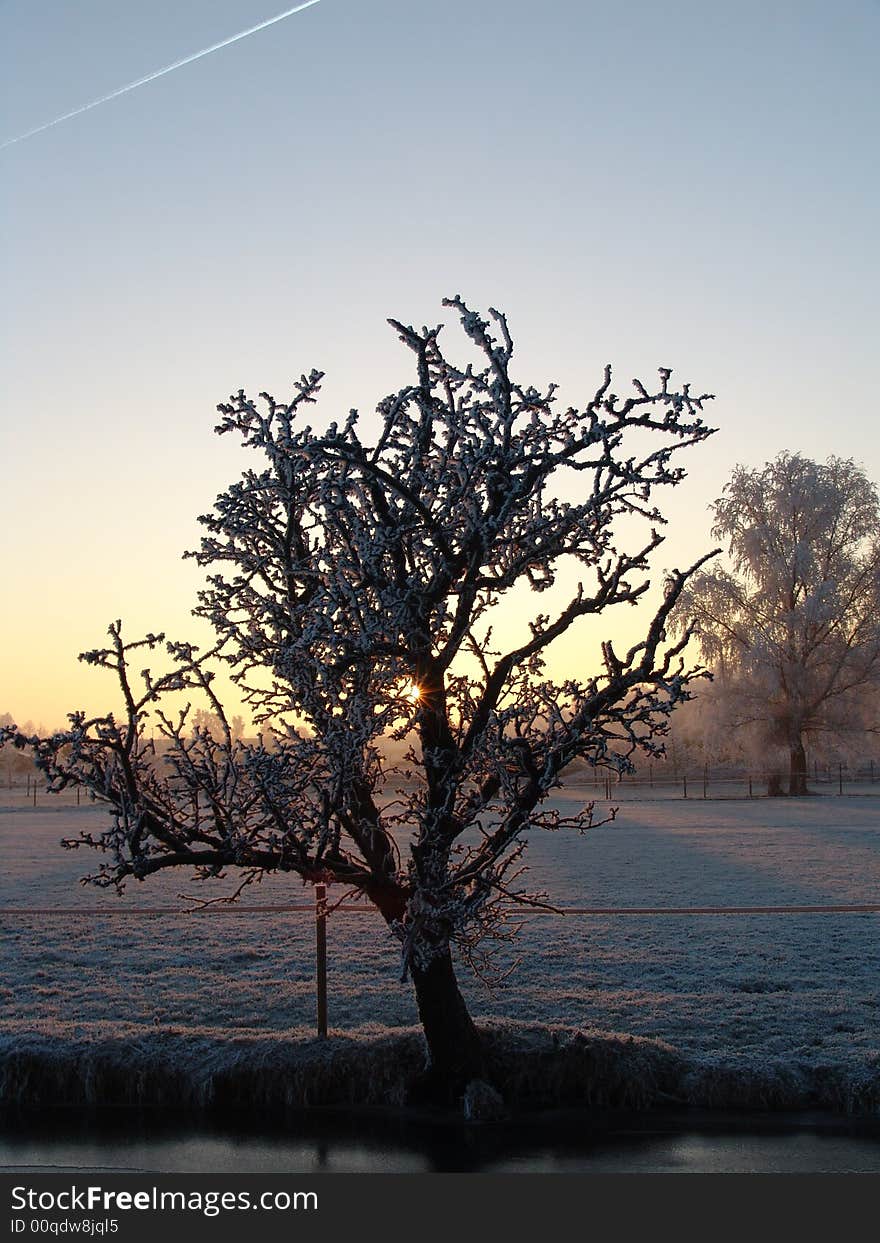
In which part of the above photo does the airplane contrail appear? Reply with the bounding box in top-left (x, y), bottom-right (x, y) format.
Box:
top-left (1, 0), bottom-right (323, 150)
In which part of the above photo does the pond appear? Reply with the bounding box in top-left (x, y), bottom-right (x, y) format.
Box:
top-left (3, 1109), bottom-right (880, 1174)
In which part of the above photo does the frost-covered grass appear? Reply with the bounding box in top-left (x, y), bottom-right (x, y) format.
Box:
top-left (5, 1023), bottom-right (877, 1116)
top-left (2, 794), bottom-right (879, 1111)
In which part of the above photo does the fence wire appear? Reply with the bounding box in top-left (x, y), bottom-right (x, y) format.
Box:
top-left (2, 903), bottom-right (878, 918)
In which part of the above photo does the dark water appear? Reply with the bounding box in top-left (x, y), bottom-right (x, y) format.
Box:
top-left (3, 1110), bottom-right (880, 1174)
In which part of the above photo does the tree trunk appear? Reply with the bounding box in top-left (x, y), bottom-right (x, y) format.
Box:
top-left (767, 770), bottom-right (785, 797)
top-left (789, 737), bottom-right (808, 796)
top-left (369, 885), bottom-right (488, 1105)
top-left (409, 947), bottom-right (486, 1104)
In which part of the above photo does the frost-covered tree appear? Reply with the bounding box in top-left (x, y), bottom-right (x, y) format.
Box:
top-left (676, 453), bottom-right (880, 794)
top-left (190, 708), bottom-right (245, 741)
top-left (1, 298), bottom-right (715, 1099)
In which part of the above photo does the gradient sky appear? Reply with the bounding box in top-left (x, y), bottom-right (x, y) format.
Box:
top-left (2, 0), bottom-right (878, 727)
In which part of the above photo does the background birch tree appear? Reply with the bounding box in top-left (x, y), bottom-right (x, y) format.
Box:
top-left (676, 453), bottom-right (880, 794)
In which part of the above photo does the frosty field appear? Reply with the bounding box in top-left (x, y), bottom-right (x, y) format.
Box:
top-left (2, 790), bottom-right (878, 1111)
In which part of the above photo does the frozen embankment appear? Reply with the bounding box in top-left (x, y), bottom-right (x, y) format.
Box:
top-left (2, 1022), bottom-right (878, 1116)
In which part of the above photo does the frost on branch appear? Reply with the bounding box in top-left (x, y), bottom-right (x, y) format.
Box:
top-left (3, 298), bottom-right (716, 1085)
top-left (673, 452), bottom-right (880, 794)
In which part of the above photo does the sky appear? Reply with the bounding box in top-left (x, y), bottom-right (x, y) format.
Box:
top-left (1, 0), bottom-right (878, 728)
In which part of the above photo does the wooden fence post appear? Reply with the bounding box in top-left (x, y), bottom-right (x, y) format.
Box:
top-left (315, 882), bottom-right (328, 1039)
